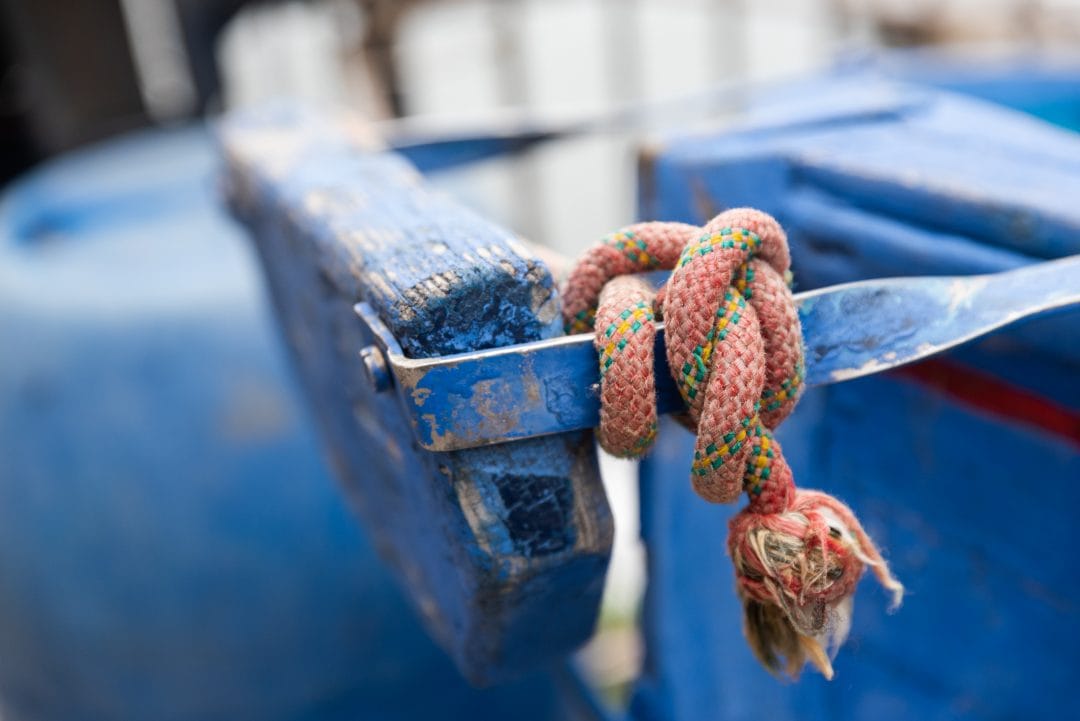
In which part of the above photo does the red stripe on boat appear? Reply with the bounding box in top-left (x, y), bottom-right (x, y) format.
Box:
top-left (894, 358), bottom-right (1080, 448)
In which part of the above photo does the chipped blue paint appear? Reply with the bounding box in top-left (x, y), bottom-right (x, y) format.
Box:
top-left (219, 105), bottom-right (612, 685)
top-left (0, 126), bottom-right (589, 721)
top-left (355, 256), bottom-right (1080, 451)
top-left (3, 54), bottom-right (1078, 721)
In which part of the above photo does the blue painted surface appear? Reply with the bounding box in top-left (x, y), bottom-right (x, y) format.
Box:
top-left (354, 257), bottom-right (1080, 451)
top-left (641, 79), bottom-right (1080, 357)
top-left (840, 50), bottom-right (1080, 133)
top-left (390, 127), bottom-right (568, 173)
top-left (219, 106), bottom-right (612, 685)
top-left (4, 58), bottom-right (1080, 721)
top-left (0, 126), bottom-right (587, 721)
top-left (633, 79), bottom-right (1080, 721)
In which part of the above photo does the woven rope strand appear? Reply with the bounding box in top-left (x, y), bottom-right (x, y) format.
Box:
top-left (562, 208), bottom-right (902, 680)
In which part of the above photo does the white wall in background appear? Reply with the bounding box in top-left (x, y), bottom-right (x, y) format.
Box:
top-left (218, 0), bottom-right (363, 111)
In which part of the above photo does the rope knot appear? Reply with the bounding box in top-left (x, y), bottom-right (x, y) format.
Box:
top-left (562, 208), bottom-right (902, 680)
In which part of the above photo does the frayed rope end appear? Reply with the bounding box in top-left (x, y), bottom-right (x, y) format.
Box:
top-left (729, 488), bottom-right (903, 680)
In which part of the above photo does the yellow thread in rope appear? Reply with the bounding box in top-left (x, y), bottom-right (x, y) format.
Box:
top-left (678, 228), bottom-right (762, 268)
top-left (606, 231), bottom-right (660, 269)
top-left (680, 295), bottom-right (743, 395)
top-left (693, 424), bottom-right (750, 473)
top-left (599, 305), bottom-right (653, 376)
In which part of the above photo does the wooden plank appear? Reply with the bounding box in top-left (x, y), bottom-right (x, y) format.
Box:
top-left (0, 125), bottom-right (596, 720)
top-left (218, 105), bottom-right (612, 684)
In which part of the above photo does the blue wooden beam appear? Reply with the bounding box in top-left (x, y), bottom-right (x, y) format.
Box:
top-left (0, 125), bottom-right (603, 720)
top-left (218, 106), bottom-right (612, 684)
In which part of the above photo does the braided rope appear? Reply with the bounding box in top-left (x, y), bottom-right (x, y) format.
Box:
top-left (562, 208), bottom-right (902, 679)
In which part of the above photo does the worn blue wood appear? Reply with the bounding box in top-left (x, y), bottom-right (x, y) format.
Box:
top-left (632, 79), bottom-right (1080, 721)
top-left (219, 106), bottom-right (613, 684)
top-left (354, 258), bottom-right (1080, 451)
top-left (0, 126), bottom-right (596, 720)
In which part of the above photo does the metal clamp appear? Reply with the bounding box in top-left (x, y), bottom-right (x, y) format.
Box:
top-left (356, 301), bottom-right (681, 451)
top-left (356, 255), bottom-right (1080, 452)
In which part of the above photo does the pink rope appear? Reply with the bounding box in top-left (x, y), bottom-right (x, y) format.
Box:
top-left (562, 208), bottom-right (902, 679)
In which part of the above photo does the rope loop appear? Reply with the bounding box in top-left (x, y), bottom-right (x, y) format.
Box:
top-left (562, 208), bottom-right (902, 679)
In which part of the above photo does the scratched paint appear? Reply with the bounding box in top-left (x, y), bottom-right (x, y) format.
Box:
top-left (221, 105), bottom-right (610, 684)
top-left (356, 255), bottom-right (1080, 451)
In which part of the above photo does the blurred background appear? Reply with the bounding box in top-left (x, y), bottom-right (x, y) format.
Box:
top-left (4, 0), bottom-right (1080, 245)
top-left (1, 2), bottom-right (1078, 720)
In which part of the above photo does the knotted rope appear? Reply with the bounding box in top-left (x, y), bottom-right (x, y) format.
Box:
top-left (562, 208), bottom-right (902, 679)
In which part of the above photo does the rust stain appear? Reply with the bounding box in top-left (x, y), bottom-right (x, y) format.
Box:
top-left (524, 374), bottom-right (541, 405)
top-left (470, 378), bottom-right (524, 440)
top-left (521, 354), bottom-right (541, 405)
top-left (421, 412), bottom-right (454, 448)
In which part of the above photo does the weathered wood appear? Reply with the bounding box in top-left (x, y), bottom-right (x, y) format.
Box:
top-left (635, 79), bottom-right (1080, 720)
top-left (219, 106), bottom-right (612, 684)
top-left (0, 125), bottom-right (599, 720)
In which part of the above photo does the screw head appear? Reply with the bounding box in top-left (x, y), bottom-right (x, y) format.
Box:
top-left (360, 345), bottom-right (391, 393)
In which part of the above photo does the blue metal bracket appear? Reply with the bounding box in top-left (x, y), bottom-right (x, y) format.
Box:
top-left (357, 254), bottom-right (1080, 452)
